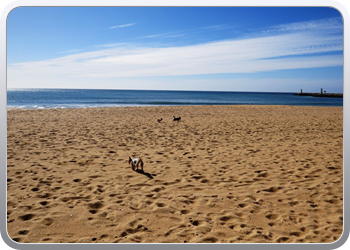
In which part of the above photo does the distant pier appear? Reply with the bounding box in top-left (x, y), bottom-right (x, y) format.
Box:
top-left (294, 88), bottom-right (343, 98)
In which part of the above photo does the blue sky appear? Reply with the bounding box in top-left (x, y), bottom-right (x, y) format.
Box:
top-left (7, 7), bottom-right (343, 92)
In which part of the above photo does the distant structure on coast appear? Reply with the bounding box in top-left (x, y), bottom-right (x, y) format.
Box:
top-left (294, 88), bottom-right (343, 98)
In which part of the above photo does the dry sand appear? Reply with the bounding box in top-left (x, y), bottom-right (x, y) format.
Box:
top-left (7, 105), bottom-right (343, 243)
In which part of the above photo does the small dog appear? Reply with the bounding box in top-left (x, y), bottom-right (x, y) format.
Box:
top-left (173, 116), bottom-right (181, 121)
top-left (157, 118), bottom-right (163, 123)
top-left (128, 156), bottom-right (144, 171)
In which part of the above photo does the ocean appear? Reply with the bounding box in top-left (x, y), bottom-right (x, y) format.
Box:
top-left (7, 88), bottom-right (343, 109)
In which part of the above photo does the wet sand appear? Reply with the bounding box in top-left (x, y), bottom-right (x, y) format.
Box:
top-left (7, 105), bottom-right (343, 243)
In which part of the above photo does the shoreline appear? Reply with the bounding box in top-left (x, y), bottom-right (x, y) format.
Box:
top-left (7, 105), bottom-right (343, 243)
top-left (6, 102), bottom-right (344, 111)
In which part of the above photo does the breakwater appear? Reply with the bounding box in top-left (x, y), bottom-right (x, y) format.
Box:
top-left (294, 93), bottom-right (343, 98)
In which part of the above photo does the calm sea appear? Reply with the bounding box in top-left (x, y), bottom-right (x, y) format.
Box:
top-left (7, 88), bottom-right (343, 109)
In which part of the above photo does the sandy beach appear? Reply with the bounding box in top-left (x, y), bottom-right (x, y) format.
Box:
top-left (7, 105), bottom-right (343, 243)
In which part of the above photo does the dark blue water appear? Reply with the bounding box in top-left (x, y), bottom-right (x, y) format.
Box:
top-left (7, 88), bottom-right (343, 109)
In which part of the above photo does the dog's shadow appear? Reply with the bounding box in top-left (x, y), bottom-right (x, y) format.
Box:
top-left (135, 169), bottom-right (154, 179)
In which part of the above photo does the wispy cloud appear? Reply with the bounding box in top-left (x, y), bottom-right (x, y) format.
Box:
top-left (94, 43), bottom-right (129, 48)
top-left (142, 34), bottom-right (162, 38)
top-left (140, 30), bottom-right (185, 39)
top-left (139, 24), bottom-right (229, 40)
top-left (8, 17), bottom-right (343, 89)
top-left (201, 24), bottom-right (234, 31)
top-left (56, 49), bottom-right (83, 54)
top-left (203, 25), bottom-right (224, 29)
top-left (261, 17), bottom-right (342, 36)
top-left (109, 23), bottom-right (136, 29)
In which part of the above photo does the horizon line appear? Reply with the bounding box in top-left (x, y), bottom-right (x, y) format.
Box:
top-left (6, 87), bottom-right (343, 94)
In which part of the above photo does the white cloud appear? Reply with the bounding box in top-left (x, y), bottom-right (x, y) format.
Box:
top-left (272, 17), bottom-right (342, 33)
top-left (109, 23), bottom-right (136, 29)
top-left (8, 18), bottom-right (343, 90)
top-left (56, 49), bottom-right (83, 54)
top-left (140, 30), bottom-right (185, 39)
top-left (94, 43), bottom-right (129, 48)
top-left (142, 34), bottom-right (162, 38)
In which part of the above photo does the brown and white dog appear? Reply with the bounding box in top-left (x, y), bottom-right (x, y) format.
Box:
top-left (128, 156), bottom-right (144, 171)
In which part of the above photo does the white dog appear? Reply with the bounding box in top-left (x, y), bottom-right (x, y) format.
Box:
top-left (128, 156), bottom-right (144, 171)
